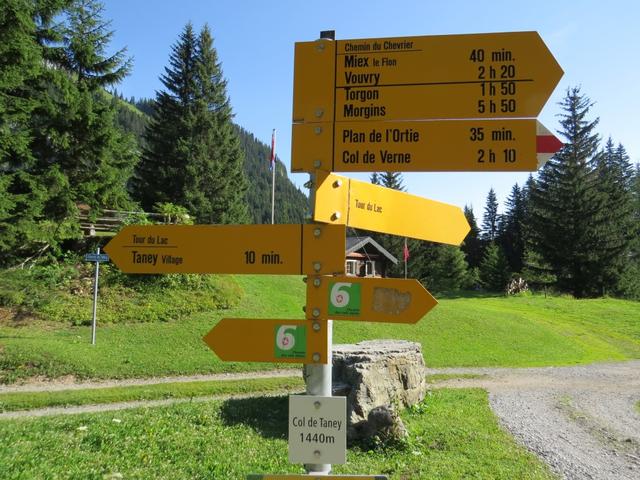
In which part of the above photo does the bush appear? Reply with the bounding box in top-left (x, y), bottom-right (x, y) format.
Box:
top-left (0, 262), bottom-right (242, 325)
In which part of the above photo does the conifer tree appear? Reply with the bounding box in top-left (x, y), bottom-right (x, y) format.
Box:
top-left (61, 0), bottom-right (131, 88)
top-left (30, 0), bottom-right (136, 212)
top-left (461, 205), bottom-right (483, 269)
top-left (0, 0), bottom-right (78, 264)
top-left (481, 188), bottom-right (499, 241)
top-left (594, 140), bottom-right (637, 294)
top-left (529, 87), bottom-right (607, 297)
top-left (134, 24), bottom-right (198, 211)
top-left (0, 0), bottom-right (41, 167)
top-left (190, 25), bottom-right (248, 224)
top-left (479, 242), bottom-right (510, 291)
top-left (379, 171), bottom-right (405, 191)
top-left (500, 183), bottom-right (526, 273)
top-left (136, 23), bottom-right (249, 224)
top-left (419, 243), bottom-right (470, 293)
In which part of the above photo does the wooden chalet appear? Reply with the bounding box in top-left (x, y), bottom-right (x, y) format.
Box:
top-left (345, 236), bottom-right (398, 278)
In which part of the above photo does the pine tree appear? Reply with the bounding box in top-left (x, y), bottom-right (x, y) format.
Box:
top-left (617, 163), bottom-right (640, 298)
top-left (379, 172), bottom-right (405, 191)
top-left (529, 87), bottom-right (607, 297)
top-left (190, 25), bottom-right (248, 224)
top-left (594, 140), bottom-right (638, 295)
top-left (134, 23), bottom-right (198, 211)
top-left (61, 0), bottom-right (131, 89)
top-left (521, 248), bottom-right (556, 296)
top-left (135, 23), bottom-right (249, 224)
top-left (481, 188), bottom-right (499, 241)
top-left (461, 205), bottom-right (483, 269)
top-left (370, 172), bottom-right (380, 185)
top-left (500, 183), bottom-right (526, 273)
top-left (479, 242), bottom-right (510, 291)
top-left (418, 243), bottom-right (470, 293)
top-left (30, 0), bottom-right (136, 211)
top-left (0, 0), bottom-right (41, 168)
top-left (0, 0), bottom-right (79, 265)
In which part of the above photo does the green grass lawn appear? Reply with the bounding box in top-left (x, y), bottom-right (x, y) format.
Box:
top-left (0, 389), bottom-right (555, 479)
top-left (1, 275), bottom-right (639, 383)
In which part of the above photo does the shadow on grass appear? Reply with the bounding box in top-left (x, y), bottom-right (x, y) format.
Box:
top-left (220, 394), bottom-right (288, 440)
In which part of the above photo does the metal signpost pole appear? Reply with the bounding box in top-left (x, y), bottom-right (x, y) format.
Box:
top-left (305, 165), bottom-right (333, 475)
top-left (305, 30), bottom-right (335, 472)
top-left (91, 247), bottom-right (100, 346)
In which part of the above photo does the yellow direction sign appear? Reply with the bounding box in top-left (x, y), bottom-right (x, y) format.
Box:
top-left (314, 172), bottom-right (470, 245)
top-left (293, 31), bottom-right (562, 123)
top-left (247, 476), bottom-right (388, 480)
top-left (306, 276), bottom-right (437, 324)
top-left (292, 119), bottom-right (562, 173)
top-left (104, 224), bottom-right (345, 275)
top-left (203, 318), bottom-right (328, 364)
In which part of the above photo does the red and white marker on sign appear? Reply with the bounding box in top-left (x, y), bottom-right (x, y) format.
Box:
top-left (536, 121), bottom-right (564, 168)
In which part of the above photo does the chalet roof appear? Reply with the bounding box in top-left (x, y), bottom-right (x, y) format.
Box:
top-left (346, 236), bottom-right (398, 264)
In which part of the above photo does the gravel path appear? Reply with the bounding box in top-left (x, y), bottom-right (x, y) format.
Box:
top-left (0, 368), bottom-right (301, 393)
top-left (429, 361), bottom-right (640, 480)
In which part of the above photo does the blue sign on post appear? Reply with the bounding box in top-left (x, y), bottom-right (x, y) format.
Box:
top-left (84, 253), bottom-right (110, 263)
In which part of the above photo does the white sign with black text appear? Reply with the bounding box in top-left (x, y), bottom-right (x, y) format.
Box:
top-left (288, 395), bottom-right (346, 465)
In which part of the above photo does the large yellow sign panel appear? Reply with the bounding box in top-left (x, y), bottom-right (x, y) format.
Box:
top-left (314, 172), bottom-right (470, 245)
top-left (306, 276), bottom-right (437, 324)
top-left (203, 318), bottom-right (328, 364)
top-left (105, 224), bottom-right (345, 275)
top-left (292, 31), bottom-right (562, 123)
top-left (293, 119), bottom-right (560, 172)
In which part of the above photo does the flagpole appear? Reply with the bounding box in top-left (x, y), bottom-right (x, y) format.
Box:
top-left (271, 129), bottom-right (276, 224)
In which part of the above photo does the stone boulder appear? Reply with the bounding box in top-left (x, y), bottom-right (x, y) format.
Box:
top-left (330, 339), bottom-right (427, 442)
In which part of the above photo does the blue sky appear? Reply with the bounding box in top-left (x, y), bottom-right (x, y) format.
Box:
top-left (104, 0), bottom-right (639, 216)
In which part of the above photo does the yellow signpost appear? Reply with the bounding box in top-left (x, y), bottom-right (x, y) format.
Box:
top-left (306, 276), bottom-right (437, 324)
top-left (314, 171), bottom-right (470, 245)
top-left (104, 224), bottom-right (345, 275)
top-left (293, 31), bottom-right (563, 123)
top-left (203, 318), bottom-right (328, 364)
top-left (103, 29), bottom-right (563, 480)
top-left (292, 119), bottom-right (562, 173)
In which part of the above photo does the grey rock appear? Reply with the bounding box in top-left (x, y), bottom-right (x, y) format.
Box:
top-left (329, 339), bottom-right (427, 442)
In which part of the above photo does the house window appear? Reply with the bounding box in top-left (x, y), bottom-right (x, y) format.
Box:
top-left (346, 260), bottom-right (358, 276)
top-left (365, 261), bottom-right (375, 276)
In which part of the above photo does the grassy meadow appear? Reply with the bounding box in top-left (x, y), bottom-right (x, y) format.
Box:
top-left (1, 275), bottom-right (639, 383)
top-left (0, 389), bottom-right (555, 480)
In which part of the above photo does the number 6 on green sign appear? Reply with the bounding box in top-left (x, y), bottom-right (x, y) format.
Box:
top-left (329, 282), bottom-right (361, 316)
top-left (275, 325), bottom-right (306, 358)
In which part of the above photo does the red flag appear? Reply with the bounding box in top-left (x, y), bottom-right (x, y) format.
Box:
top-left (403, 238), bottom-right (410, 262)
top-left (270, 129), bottom-right (276, 170)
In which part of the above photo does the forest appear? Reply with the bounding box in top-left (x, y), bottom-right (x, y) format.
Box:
top-left (1, 0), bottom-right (639, 299)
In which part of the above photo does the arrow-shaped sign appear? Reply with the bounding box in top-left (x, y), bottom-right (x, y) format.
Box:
top-left (292, 119), bottom-right (562, 173)
top-left (104, 224), bottom-right (345, 275)
top-left (203, 318), bottom-right (328, 364)
top-left (313, 172), bottom-right (470, 245)
top-left (293, 31), bottom-right (563, 123)
top-left (306, 276), bottom-right (437, 324)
